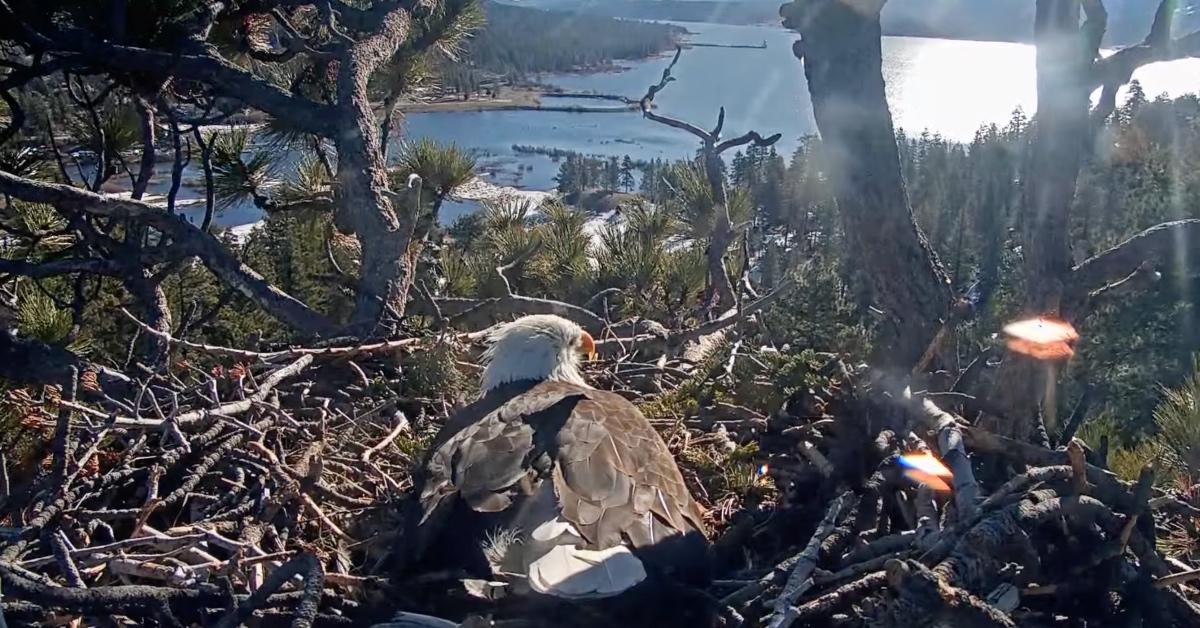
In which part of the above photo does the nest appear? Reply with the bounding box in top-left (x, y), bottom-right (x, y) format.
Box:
top-left (0, 338), bottom-right (1198, 628)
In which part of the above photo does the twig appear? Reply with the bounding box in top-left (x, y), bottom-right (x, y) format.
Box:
top-left (51, 367), bottom-right (79, 484)
top-left (908, 392), bottom-right (980, 522)
top-left (214, 553), bottom-right (324, 628)
top-left (789, 572), bottom-right (887, 623)
top-left (1156, 568), bottom-right (1200, 589)
top-left (1066, 439), bottom-right (1094, 495)
top-left (122, 308), bottom-right (459, 362)
top-left (360, 412), bottom-right (410, 464)
top-left (767, 491), bottom-right (851, 628)
top-left (300, 494), bottom-right (353, 542)
top-left (49, 531), bottom-right (84, 588)
top-left (61, 355), bottom-right (313, 429)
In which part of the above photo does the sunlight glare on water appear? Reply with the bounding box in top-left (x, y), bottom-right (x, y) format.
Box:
top-left (884, 37), bottom-right (1037, 138)
top-left (885, 36), bottom-right (1200, 139)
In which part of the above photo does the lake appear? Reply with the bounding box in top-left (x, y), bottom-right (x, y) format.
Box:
top-left (192, 20), bottom-right (1200, 228)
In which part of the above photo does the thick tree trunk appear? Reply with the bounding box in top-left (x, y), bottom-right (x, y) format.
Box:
top-left (987, 1), bottom-right (1092, 440)
top-left (783, 0), bottom-right (953, 369)
top-left (333, 7), bottom-right (418, 334)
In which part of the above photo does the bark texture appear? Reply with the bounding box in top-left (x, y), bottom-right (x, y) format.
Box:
top-left (984, 0), bottom-right (1094, 440)
top-left (333, 7), bottom-right (418, 332)
top-left (782, 0), bottom-right (953, 370)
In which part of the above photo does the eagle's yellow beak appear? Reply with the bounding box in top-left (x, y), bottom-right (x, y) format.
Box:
top-left (579, 331), bottom-right (597, 361)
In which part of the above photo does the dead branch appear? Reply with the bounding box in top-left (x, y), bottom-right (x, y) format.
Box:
top-left (767, 491), bottom-right (852, 628)
top-left (63, 355), bottom-right (312, 429)
top-left (0, 171), bottom-right (336, 336)
top-left (215, 553), bottom-right (324, 628)
top-left (361, 412), bottom-right (411, 464)
top-left (903, 392), bottom-right (980, 522)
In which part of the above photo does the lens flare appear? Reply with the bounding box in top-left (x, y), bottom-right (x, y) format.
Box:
top-left (1002, 317), bottom-right (1079, 360)
top-left (898, 453), bottom-right (954, 492)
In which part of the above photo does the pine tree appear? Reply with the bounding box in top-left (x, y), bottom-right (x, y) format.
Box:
top-left (606, 156), bottom-right (621, 191)
top-left (620, 156), bottom-right (636, 192)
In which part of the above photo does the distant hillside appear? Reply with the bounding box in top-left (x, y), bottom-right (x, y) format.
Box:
top-left (461, 2), bottom-right (685, 78)
top-left (883, 0), bottom-right (1200, 45)
top-left (510, 0), bottom-right (780, 26)
top-left (511, 0), bottom-right (1200, 45)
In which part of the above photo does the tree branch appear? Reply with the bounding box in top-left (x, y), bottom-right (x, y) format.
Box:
top-left (1089, 1), bottom-right (1199, 94)
top-left (715, 131), bottom-right (783, 155)
top-left (1069, 219), bottom-right (1199, 308)
top-left (0, 330), bottom-right (130, 392)
top-left (0, 171), bottom-right (337, 336)
top-left (0, 257), bottom-right (123, 279)
top-left (5, 11), bottom-right (336, 136)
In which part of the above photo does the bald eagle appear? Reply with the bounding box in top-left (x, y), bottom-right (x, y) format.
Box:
top-left (404, 314), bottom-right (710, 611)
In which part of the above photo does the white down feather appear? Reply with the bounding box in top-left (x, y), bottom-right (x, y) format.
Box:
top-left (497, 479), bottom-right (646, 599)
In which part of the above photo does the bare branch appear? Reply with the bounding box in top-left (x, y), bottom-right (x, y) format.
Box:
top-left (1089, 3), bottom-right (1199, 93)
top-left (1069, 219), bottom-right (1198, 309)
top-left (0, 257), bottom-right (123, 279)
top-left (8, 16), bottom-right (336, 136)
top-left (1081, 0), bottom-right (1108, 60)
top-left (0, 170), bottom-right (337, 336)
top-left (715, 131), bottom-right (783, 155)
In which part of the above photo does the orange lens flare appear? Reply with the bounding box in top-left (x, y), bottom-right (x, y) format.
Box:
top-left (899, 453), bottom-right (954, 492)
top-left (1002, 317), bottom-right (1079, 361)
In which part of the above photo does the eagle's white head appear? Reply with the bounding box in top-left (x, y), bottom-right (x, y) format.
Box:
top-left (480, 315), bottom-right (596, 393)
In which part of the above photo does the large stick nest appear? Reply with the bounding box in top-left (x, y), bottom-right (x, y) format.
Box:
top-left (1, 333), bottom-right (1198, 628)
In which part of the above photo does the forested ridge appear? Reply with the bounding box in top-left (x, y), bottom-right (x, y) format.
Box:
top-left (454, 1), bottom-right (684, 80)
top-left (528, 0), bottom-right (1200, 44)
top-left (1, 1), bottom-right (1200, 627)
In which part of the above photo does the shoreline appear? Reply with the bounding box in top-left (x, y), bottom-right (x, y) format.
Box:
top-left (396, 88), bottom-right (640, 114)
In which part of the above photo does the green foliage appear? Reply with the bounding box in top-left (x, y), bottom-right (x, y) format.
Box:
top-left (680, 440), bottom-right (776, 506)
top-left (528, 202), bottom-right (592, 298)
top-left (662, 160), bottom-right (752, 240)
top-left (398, 343), bottom-right (471, 404)
top-left (452, 2), bottom-right (683, 80)
top-left (0, 145), bottom-right (48, 178)
top-left (278, 157), bottom-right (332, 203)
top-left (240, 213), bottom-right (351, 339)
top-left (65, 100), bottom-right (142, 183)
top-left (209, 128), bottom-right (279, 210)
top-left (1151, 357), bottom-right (1200, 476)
top-left (15, 283), bottom-right (72, 345)
top-left (13, 282), bottom-right (93, 356)
top-left (427, 0), bottom-right (486, 61)
top-left (394, 138), bottom-right (477, 198)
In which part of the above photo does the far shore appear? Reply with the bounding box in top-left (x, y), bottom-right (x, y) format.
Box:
top-left (396, 85), bottom-right (639, 114)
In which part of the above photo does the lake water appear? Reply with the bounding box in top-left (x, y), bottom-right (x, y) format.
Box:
top-left (196, 21), bottom-right (1200, 227)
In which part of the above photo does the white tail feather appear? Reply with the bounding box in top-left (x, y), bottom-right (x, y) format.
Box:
top-left (527, 543), bottom-right (646, 599)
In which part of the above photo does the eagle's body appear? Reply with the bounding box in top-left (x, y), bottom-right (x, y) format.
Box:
top-left (404, 316), bottom-right (710, 614)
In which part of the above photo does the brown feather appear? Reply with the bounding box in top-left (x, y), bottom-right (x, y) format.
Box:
top-left (409, 380), bottom-right (708, 574)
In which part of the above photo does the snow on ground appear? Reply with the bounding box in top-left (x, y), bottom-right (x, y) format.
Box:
top-left (448, 177), bottom-right (555, 208)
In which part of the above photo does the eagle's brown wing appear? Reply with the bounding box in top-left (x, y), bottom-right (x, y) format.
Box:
top-left (410, 380), bottom-right (706, 567)
top-left (417, 381), bottom-right (584, 523)
top-left (549, 383), bottom-right (708, 550)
